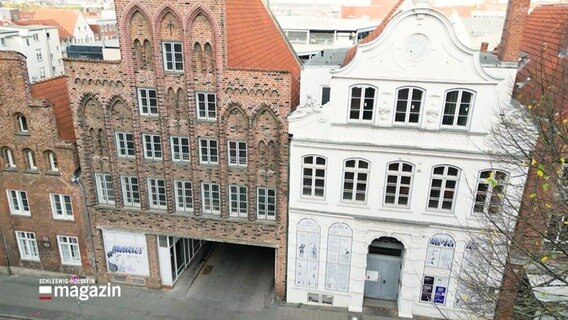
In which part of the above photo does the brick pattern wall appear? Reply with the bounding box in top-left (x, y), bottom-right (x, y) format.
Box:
top-left (65, 0), bottom-right (292, 297)
top-left (498, 0), bottom-right (530, 62)
top-left (0, 51), bottom-right (92, 275)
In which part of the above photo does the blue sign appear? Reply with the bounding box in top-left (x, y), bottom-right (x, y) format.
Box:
top-left (434, 286), bottom-right (447, 304)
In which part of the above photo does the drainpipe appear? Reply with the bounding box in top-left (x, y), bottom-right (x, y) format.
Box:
top-left (0, 225), bottom-right (12, 275)
top-left (72, 168), bottom-right (98, 281)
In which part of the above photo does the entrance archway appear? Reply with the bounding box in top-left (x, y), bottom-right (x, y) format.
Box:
top-left (364, 237), bottom-right (404, 301)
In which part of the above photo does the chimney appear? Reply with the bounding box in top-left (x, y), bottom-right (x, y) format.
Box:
top-left (480, 42), bottom-right (489, 52)
top-left (498, 0), bottom-right (530, 62)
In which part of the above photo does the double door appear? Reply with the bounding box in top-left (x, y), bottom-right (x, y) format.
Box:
top-left (364, 254), bottom-right (401, 300)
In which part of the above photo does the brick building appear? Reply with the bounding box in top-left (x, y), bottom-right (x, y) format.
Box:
top-left (0, 51), bottom-right (92, 277)
top-left (65, 0), bottom-right (300, 296)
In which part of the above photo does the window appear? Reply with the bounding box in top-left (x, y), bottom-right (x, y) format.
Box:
top-left (196, 93), bottom-right (216, 120)
top-left (36, 49), bottom-right (43, 61)
top-left (121, 176), bottom-right (140, 207)
top-left (427, 165), bottom-right (460, 212)
top-left (227, 141), bottom-right (247, 167)
top-left (46, 151), bottom-right (59, 172)
top-left (325, 223), bottom-right (352, 292)
top-left (174, 180), bottom-right (193, 212)
top-left (24, 149), bottom-right (37, 171)
top-left (348, 85), bottom-right (375, 121)
top-left (342, 159), bottom-right (369, 203)
top-left (142, 134), bottom-right (162, 160)
top-left (394, 87), bottom-right (424, 125)
top-left (229, 185), bottom-right (247, 217)
top-left (7, 190), bottom-right (30, 216)
top-left (302, 156), bottom-right (326, 199)
top-left (15, 231), bottom-right (39, 261)
top-left (57, 236), bottom-right (81, 266)
top-left (474, 170), bottom-right (508, 214)
top-left (201, 183), bottom-right (220, 214)
top-left (384, 161), bottom-right (414, 207)
top-left (16, 114), bottom-right (28, 133)
top-left (420, 276), bottom-right (449, 305)
top-left (39, 67), bottom-right (46, 79)
top-left (2, 147), bottom-right (15, 168)
top-left (199, 138), bottom-right (218, 165)
top-left (442, 90), bottom-right (474, 128)
top-left (115, 132), bottom-right (135, 158)
top-left (162, 42), bottom-right (183, 72)
top-left (50, 194), bottom-right (73, 220)
top-left (295, 219), bottom-right (321, 288)
top-left (137, 88), bottom-right (158, 116)
top-left (321, 86), bottom-right (331, 105)
top-left (425, 234), bottom-right (455, 269)
top-left (257, 187), bottom-right (276, 220)
top-left (33, 33), bottom-right (39, 41)
top-left (147, 178), bottom-right (167, 210)
top-left (170, 136), bottom-right (190, 162)
top-left (94, 173), bottom-right (115, 205)
top-left (1, 38), bottom-right (5, 46)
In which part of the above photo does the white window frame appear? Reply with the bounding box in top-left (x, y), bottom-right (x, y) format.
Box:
top-left (174, 180), bottom-right (193, 212)
top-left (198, 138), bottom-right (218, 165)
top-left (301, 155), bottom-right (326, 199)
top-left (50, 194), bottom-right (73, 220)
top-left (121, 176), bottom-right (140, 207)
top-left (2, 148), bottom-right (15, 168)
top-left (162, 41), bottom-right (183, 72)
top-left (170, 136), bottom-right (190, 162)
top-left (394, 87), bottom-right (424, 125)
top-left (46, 151), bottom-right (58, 172)
top-left (137, 88), bottom-right (158, 116)
top-left (115, 132), bottom-right (135, 158)
top-left (227, 140), bottom-right (247, 167)
top-left (24, 150), bottom-right (37, 171)
top-left (57, 235), bottom-right (81, 266)
top-left (17, 114), bottom-right (28, 133)
top-left (473, 170), bottom-right (508, 214)
top-left (348, 85), bottom-right (376, 122)
top-left (425, 234), bottom-right (455, 269)
top-left (36, 48), bottom-right (42, 61)
top-left (7, 190), bottom-right (30, 216)
top-left (441, 89), bottom-right (475, 129)
top-left (201, 182), bottom-right (220, 215)
top-left (142, 134), bottom-right (163, 160)
top-left (147, 178), bottom-right (167, 210)
top-left (341, 158), bottom-right (370, 204)
top-left (383, 161), bottom-right (414, 208)
top-left (229, 185), bottom-right (248, 217)
top-left (94, 173), bottom-right (115, 205)
top-left (257, 187), bottom-right (276, 220)
top-left (427, 165), bottom-right (460, 212)
top-left (15, 231), bottom-right (39, 261)
top-left (196, 92), bottom-right (216, 120)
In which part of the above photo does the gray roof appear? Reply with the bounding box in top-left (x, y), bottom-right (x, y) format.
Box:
top-left (303, 48), bottom-right (349, 67)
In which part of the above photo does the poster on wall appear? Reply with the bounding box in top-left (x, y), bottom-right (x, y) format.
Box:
top-left (325, 223), bottom-right (352, 292)
top-left (103, 230), bottom-right (150, 276)
top-left (296, 219), bottom-right (320, 288)
top-left (434, 285), bottom-right (447, 304)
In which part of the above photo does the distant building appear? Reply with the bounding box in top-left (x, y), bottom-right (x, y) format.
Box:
top-left (33, 8), bottom-right (95, 45)
top-left (0, 24), bottom-right (64, 82)
top-left (0, 8), bottom-right (20, 22)
top-left (66, 38), bottom-right (120, 60)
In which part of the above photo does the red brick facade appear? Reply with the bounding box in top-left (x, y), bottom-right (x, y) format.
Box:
top-left (65, 0), bottom-right (299, 297)
top-left (498, 0), bottom-right (531, 62)
top-left (0, 51), bottom-right (92, 276)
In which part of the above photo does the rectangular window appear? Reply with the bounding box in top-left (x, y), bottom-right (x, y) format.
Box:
top-left (227, 141), bottom-right (247, 167)
top-left (3, 148), bottom-right (15, 168)
top-left (137, 88), bottom-right (158, 116)
top-left (474, 170), bottom-right (508, 214)
top-left (39, 67), bottom-right (46, 79)
top-left (147, 178), bottom-right (167, 210)
top-left (302, 156), bottom-right (326, 199)
top-left (321, 86), bottom-right (331, 105)
top-left (15, 231), bottom-right (39, 261)
top-left (1, 38), bottom-right (6, 46)
top-left (420, 276), bottom-right (448, 305)
top-left (199, 138), bottom-right (218, 165)
top-left (142, 134), bottom-right (163, 160)
top-left (121, 176), bottom-right (140, 207)
top-left (36, 49), bottom-right (43, 61)
top-left (229, 185), bottom-right (247, 217)
top-left (50, 194), bottom-right (73, 220)
top-left (162, 42), bottom-right (183, 72)
top-left (394, 87), bottom-right (424, 125)
top-left (349, 86), bottom-right (375, 121)
top-left (201, 183), bottom-right (220, 214)
top-left (342, 159), bottom-right (369, 203)
top-left (170, 136), bottom-right (190, 162)
top-left (257, 187), bottom-right (276, 220)
top-left (174, 180), bottom-right (193, 212)
top-left (7, 190), bottom-right (30, 216)
top-left (196, 93), bottom-right (216, 120)
top-left (442, 90), bottom-right (474, 128)
top-left (115, 132), bottom-right (135, 158)
top-left (57, 236), bottom-right (81, 266)
top-left (94, 173), bottom-right (115, 205)
top-left (427, 165), bottom-right (460, 212)
top-left (33, 33), bottom-right (39, 41)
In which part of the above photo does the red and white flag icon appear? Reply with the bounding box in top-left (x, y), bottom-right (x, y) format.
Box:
top-left (39, 286), bottom-right (52, 300)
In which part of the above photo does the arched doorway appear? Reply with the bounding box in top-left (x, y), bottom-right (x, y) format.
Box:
top-left (364, 237), bottom-right (404, 301)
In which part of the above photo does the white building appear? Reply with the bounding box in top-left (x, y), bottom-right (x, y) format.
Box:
top-left (0, 25), bottom-right (64, 82)
top-left (33, 8), bottom-right (95, 45)
top-left (286, 2), bottom-right (524, 319)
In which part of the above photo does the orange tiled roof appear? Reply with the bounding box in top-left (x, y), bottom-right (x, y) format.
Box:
top-left (225, 0), bottom-right (301, 108)
top-left (341, 0), bottom-right (402, 20)
top-left (341, 0), bottom-right (406, 67)
top-left (31, 76), bottom-right (76, 141)
top-left (33, 8), bottom-right (80, 39)
top-left (16, 19), bottom-right (73, 39)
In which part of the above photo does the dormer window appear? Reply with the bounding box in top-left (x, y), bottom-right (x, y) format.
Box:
top-left (16, 114), bottom-right (28, 133)
top-left (348, 85), bottom-right (376, 122)
top-left (394, 87), bottom-right (424, 125)
top-left (442, 89), bottom-right (474, 128)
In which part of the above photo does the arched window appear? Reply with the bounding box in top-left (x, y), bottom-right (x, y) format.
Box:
top-left (295, 219), bottom-right (320, 288)
top-left (421, 234), bottom-right (455, 305)
top-left (16, 114), bottom-right (28, 133)
top-left (442, 89), bottom-right (475, 128)
top-left (325, 223), bottom-right (352, 292)
top-left (427, 165), bottom-right (460, 212)
top-left (394, 87), bottom-right (424, 125)
top-left (204, 42), bottom-right (214, 73)
top-left (348, 85), bottom-right (376, 121)
top-left (45, 151), bottom-right (58, 172)
top-left (474, 170), bottom-right (508, 214)
top-left (194, 43), bottom-right (203, 73)
top-left (24, 149), bottom-right (37, 170)
top-left (384, 161), bottom-right (414, 207)
top-left (342, 159), bottom-right (369, 203)
top-left (425, 234), bottom-right (455, 269)
top-left (302, 155), bottom-right (326, 199)
top-left (2, 147), bottom-right (15, 168)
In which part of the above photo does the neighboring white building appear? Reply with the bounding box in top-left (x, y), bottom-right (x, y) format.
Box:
top-left (33, 8), bottom-right (95, 45)
top-left (0, 25), bottom-right (64, 82)
top-left (286, 2), bottom-right (524, 319)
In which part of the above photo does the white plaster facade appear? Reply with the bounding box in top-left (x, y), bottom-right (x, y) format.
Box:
top-left (287, 4), bottom-right (523, 319)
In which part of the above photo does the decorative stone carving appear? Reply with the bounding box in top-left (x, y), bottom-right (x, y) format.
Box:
top-left (289, 94), bottom-right (323, 120)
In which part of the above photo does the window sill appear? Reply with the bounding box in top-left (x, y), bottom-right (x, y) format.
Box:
top-left (15, 132), bottom-right (31, 137)
top-left (139, 114), bottom-right (160, 118)
top-left (172, 160), bottom-right (191, 164)
top-left (3, 168), bottom-right (18, 172)
top-left (227, 165), bottom-right (248, 170)
top-left (53, 217), bottom-right (75, 222)
top-left (144, 158), bottom-right (163, 162)
top-left (95, 203), bottom-right (116, 209)
top-left (380, 205), bottom-right (413, 213)
top-left (423, 210), bottom-right (455, 217)
top-left (20, 258), bottom-right (40, 263)
top-left (117, 156), bottom-right (136, 160)
top-left (196, 119), bottom-right (218, 123)
top-left (61, 262), bottom-right (82, 267)
top-left (199, 163), bottom-right (219, 167)
top-left (10, 213), bottom-right (32, 217)
top-left (337, 202), bottom-right (369, 209)
top-left (297, 197), bottom-right (327, 204)
top-left (163, 70), bottom-right (184, 75)
top-left (24, 169), bottom-right (40, 174)
top-left (45, 170), bottom-right (60, 176)
top-left (345, 121), bottom-right (374, 126)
